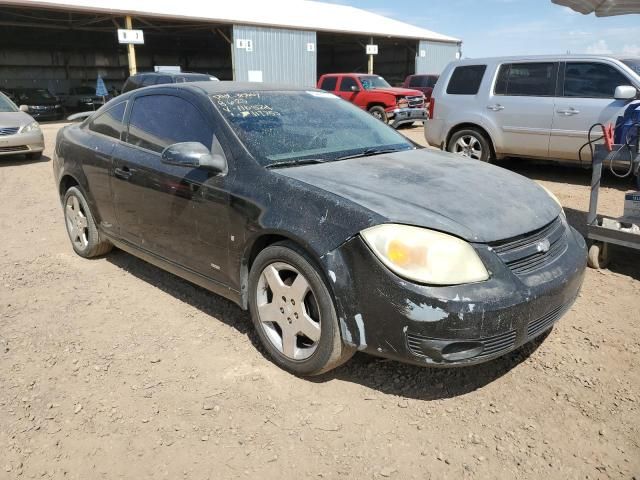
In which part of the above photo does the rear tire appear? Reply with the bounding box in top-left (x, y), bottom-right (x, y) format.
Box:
top-left (448, 128), bottom-right (493, 162)
top-left (368, 106), bottom-right (388, 124)
top-left (63, 186), bottom-right (112, 258)
top-left (248, 242), bottom-right (353, 376)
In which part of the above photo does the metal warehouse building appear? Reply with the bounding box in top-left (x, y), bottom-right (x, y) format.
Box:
top-left (0, 0), bottom-right (461, 93)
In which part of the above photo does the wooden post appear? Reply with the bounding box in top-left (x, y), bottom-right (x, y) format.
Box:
top-left (125, 16), bottom-right (137, 76)
top-left (368, 36), bottom-right (374, 74)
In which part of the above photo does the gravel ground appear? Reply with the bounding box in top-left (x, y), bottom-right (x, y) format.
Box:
top-left (0, 122), bottom-right (638, 480)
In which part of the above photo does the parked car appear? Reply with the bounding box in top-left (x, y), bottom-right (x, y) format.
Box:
top-left (12, 88), bottom-right (64, 121)
top-left (121, 72), bottom-right (220, 94)
top-left (425, 55), bottom-right (640, 163)
top-left (60, 86), bottom-right (107, 111)
top-left (0, 91), bottom-right (44, 160)
top-left (403, 74), bottom-right (439, 101)
top-left (317, 73), bottom-right (428, 127)
top-left (53, 82), bottom-right (586, 375)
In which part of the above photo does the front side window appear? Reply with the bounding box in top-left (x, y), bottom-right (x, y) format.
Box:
top-left (339, 77), bottom-right (358, 92)
top-left (88, 102), bottom-right (127, 139)
top-left (408, 76), bottom-right (425, 88)
top-left (359, 75), bottom-right (391, 90)
top-left (126, 95), bottom-right (213, 153)
top-left (494, 62), bottom-right (557, 96)
top-left (320, 77), bottom-right (338, 91)
top-left (564, 62), bottom-right (632, 98)
top-left (212, 90), bottom-right (414, 166)
top-left (446, 65), bottom-right (487, 95)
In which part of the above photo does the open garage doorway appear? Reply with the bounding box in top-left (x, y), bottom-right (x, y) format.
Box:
top-left (0, 6), bottom-right (232, 106)
top-left (317, 33), bottom-right (417, 86)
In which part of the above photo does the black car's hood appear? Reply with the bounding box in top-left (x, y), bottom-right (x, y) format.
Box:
top-left (276, 149), bottom-right (561, 243)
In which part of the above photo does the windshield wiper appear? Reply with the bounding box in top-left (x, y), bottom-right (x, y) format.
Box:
top-left (265, 158), bottom-right (327, 169)
top-left (336, 147), bottom-right (412, 161)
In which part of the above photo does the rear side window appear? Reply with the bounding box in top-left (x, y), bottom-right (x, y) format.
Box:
top-left (564, 62), bottom-right (632, 98)
top-left (320, 77), bottom-right (338, 91)
top-left (409, 76), bottom-right (437, 88)
top-left (154, 76), bottom-right (173, 85)
top-left (339, 77), bottom-right (358, 92)
top-left (494, 62), bottom-right (557, 96)
top-left (122, 77), bottom-right (140, 93)
top-left (141, 76), bottom-right (157, 87)
top-left (88, 102), bottom-right (127, 139)
top-left (126, 94), bottom-right (213, 153)
top-left (446, 65), bottom-right (486, 95)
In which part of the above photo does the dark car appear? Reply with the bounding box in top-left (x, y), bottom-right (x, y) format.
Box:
top-left (13, 88), bottom-right (64, 121)
top-left (53, 82), bottom-right (586, 375)
top-left (121, 72), bottom-right (219, 94)
top-left (403, 74), bottom-right (439, 100)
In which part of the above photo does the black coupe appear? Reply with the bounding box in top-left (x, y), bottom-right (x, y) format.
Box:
top-left (53, 82), bottom-right (586, 375)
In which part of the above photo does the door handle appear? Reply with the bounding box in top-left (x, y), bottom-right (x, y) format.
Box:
top-left (556, 108), bottom-right (580, 116)
top-left (487, 104), bottom-right (504, 111)
top-left (114, 166), bottom-right (136, 180)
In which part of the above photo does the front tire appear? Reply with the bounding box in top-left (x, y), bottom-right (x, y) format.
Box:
top-left (248, 242), bottom-right (352, 375)
top-left (448, 128), bottom-right (492, 162)
top-left (368, 106), bottom-right (388, 124)
top-left (63, 186), bottom-right (112, 258)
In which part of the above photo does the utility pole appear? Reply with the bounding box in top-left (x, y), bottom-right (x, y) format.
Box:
top-left (368, 36), bottom-right (374, 74)
top-left (125, 15), bottom-right (137, 76)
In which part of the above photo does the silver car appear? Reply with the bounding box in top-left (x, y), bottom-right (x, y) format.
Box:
top-left (0, 91), bottom-right (45, 160)
top-left (425, 55), bottom-right (640, 163)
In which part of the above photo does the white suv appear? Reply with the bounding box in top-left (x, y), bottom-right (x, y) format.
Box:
top-left (425, 55), bottom-right (640, 163)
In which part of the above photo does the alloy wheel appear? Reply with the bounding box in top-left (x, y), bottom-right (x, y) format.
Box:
top-left (454, 135), bottom-right (483, 160)
top-left (256, 262), bottom-right (321, 360)
top-left (65, 194), bottom-right (89, 250)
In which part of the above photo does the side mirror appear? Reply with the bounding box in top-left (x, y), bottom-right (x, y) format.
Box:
top-left (350, 85), bottom-right (360, 92)
top-left (161, 142), bottom-right (227, 174)
top-left (614, 85), bottom-right (637, 100)
top-left (19, 105), bottom-right (29, 112)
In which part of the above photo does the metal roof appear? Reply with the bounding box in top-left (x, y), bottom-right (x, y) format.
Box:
top-left (4, 0), bottom-right (461, 43)
top-left (551, 0), bottom-right (640, 16)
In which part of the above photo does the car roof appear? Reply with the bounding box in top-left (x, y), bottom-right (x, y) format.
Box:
top-left (118, 81), bottom-right (313, 99)
top-left (133, 71), bottom-right (212, 77)
top-left (321, 73), bottom-right (382, 76)
top-left (451, 54), bottom-right (640, 64)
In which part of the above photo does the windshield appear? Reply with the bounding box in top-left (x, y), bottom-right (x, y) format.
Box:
top-left (212, 90), bottom-right (414, 166)
top-left (359, 75), bottom-right (392, 90)
top-left (0, 93), bottom-right (18, 112)
top-left (621, 59), bottom-right (640, 77)
top-left (16, 89), bottom-right (54, 102)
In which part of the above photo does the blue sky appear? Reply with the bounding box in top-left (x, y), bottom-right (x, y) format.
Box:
top-left (326, 0), bottom-right (640, 58)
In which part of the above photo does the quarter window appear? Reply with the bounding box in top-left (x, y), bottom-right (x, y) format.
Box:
top-left (446, 65), bottom-right (486, 95)
top-left (339, 77), bottom-right (359, 92)
top-left (494, 62), bottom-right (557, 96)
top-left (87, 102), bottom-right (127, 140)
top-left (127, 95), bottom-right (213, 153)
top-left (320, 77), bottom-right (338, 91)
top-left (564, 62), bottom-right (632, 98)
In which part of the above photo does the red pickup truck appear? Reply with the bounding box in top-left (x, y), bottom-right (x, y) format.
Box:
top-left (317, 73), bottom-right (427, 128)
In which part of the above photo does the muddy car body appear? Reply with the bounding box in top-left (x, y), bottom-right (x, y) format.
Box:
top-left (53, 82), bottom-right (586, 375)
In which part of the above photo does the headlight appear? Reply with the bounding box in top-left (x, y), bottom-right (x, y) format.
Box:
top-left (19, 121), bottom-right (40, 133)
top-left (361, 224), bottom-right (489, 285)
top-left (396, 97), bottom-right (409, 109)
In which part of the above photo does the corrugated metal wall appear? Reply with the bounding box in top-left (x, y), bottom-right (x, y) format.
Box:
top-left (232, 25), bottom-right (317, 87)
top-left (415, 40), bottom-right (461, 75)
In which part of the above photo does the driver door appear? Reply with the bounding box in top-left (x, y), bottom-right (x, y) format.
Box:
top-left (112, 91), bottom-right (235, 285)
top-left (336, 76), bottom-right (361, 105)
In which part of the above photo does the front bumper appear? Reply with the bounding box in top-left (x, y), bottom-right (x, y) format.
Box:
top-left (321, 219), bottom-right (587, 367)
top-left (0, 130), bottom-right (45, 156)
top-left (389, 107), bottom-right (428, 128)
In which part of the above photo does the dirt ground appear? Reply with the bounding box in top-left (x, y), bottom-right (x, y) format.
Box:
top-left (1, 122), bottom-right (639, 480)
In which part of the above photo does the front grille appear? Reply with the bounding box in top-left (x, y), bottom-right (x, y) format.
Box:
top-left (0, 145), bottom-right (28, 152)
top-left (406, 329), bottom-right (517, 361)
top-left (406, 95), bottom-right (425, 108)
top-left (0, 127), bottom-right (19, 136)
top-left (490, 216), bottom-right (568, 276)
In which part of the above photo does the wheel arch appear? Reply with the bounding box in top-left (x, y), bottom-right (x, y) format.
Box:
top-left (58, 174), bottom-right (81, 202)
